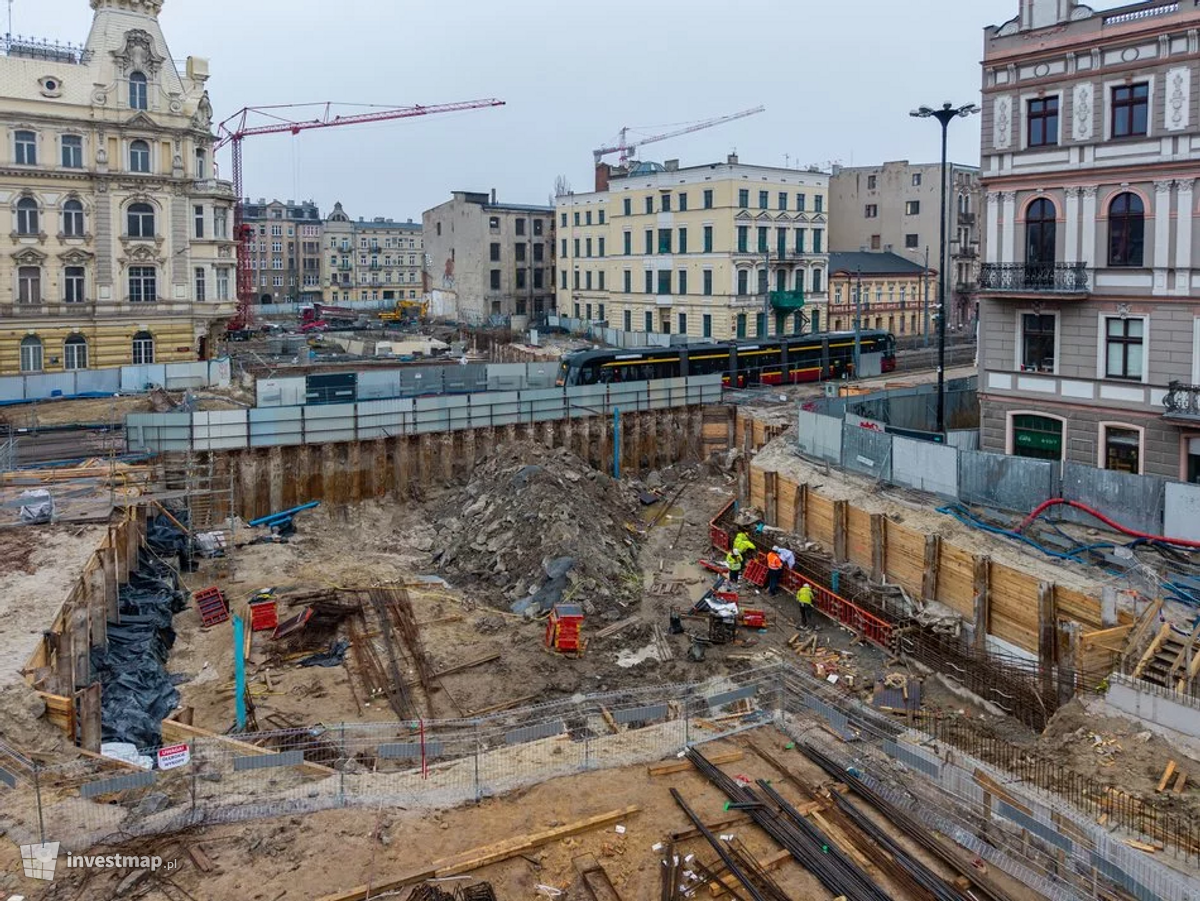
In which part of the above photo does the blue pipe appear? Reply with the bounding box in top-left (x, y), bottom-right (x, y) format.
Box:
top-left (249, 501), bottom-right (320, 527)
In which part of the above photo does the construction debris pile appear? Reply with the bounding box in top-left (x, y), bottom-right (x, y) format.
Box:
top-left (432, 445), bottom-right (642, 617)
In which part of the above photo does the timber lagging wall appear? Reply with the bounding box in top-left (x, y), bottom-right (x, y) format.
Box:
top-left (223, 405), bottom-right (721, 522)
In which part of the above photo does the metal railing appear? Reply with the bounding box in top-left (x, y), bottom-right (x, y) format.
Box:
top-left (1163, 381), bottom-right (1200, 419)
top-left (1, 34), bottom-right (90, 64)
top-left (979, 262), bottom-right (1089, 293)
top-left (1104, 2), bottom-right (1179, 26)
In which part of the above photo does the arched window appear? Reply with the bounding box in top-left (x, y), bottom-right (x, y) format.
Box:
top-left (16, 197), bottom-right (39, 235)
top-left (129, 71), bottom-right (148, 111)
top-left (131, 330), bottom-right (154, 365)
top-left (1108, 192), bottom-right (1145, 268)
top-left (127, 202), bottom-right (155, 238)
top-left (129, 139), bottom-right (150, 174)
top-left (62, 199), bottom-right (85, 237)
top-left (1025, 198), bottom-right (1057, 266)
top-left (19, 336), bottom-right (43, 373)
top-left (63, 335), bottom-right (88, 371)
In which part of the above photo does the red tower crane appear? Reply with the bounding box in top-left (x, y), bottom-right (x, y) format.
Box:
top-left (213, 99), bottom-right (506, 332)
top-left (593, 105), bottom-right (765, 165)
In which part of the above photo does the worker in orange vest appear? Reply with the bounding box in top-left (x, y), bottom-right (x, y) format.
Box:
top-left (766, 550), bottom-right (783, 596)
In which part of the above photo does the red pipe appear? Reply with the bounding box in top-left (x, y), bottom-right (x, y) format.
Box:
top-left (1017, 498), bottom-right (1200, 549)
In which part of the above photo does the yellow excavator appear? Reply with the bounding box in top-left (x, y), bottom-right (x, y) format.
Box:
top-left (379, 298), bottom-right (428, 323)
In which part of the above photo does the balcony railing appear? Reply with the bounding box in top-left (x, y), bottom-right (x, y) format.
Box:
top-left (1164, 382), bottom-right (1200, 421)
top-left (979, 263), bottom-right (1089, 294)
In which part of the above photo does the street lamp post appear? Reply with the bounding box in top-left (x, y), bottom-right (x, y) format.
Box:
top-left (910, 102), bottom-right (979, 435)
top-left (853, 267), bottom-right (863, 376)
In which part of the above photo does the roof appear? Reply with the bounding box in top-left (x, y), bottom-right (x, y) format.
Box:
top-left (482, 203), bottom-right (554, 214)
top-left (827, 251), bottom-right (932, 276)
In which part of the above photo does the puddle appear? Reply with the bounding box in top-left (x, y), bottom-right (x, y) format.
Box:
top-left (616, 643), bottom-right (660, 668)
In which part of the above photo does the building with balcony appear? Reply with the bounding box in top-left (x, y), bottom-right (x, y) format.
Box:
top-left (242, 199), bottom-right (322, 305)
top-left (323, 202), bottom-right (423, 305)
top-left (977, 0), bottom-right (1200, 481)
top-left (829, 161), bottom-right (981, 330)
top-left (422, 190), bottom-right (555, 324)
top-left (827, 251), bottom-right (936, 339)
top-left (555, 155), bottom-right (829, 340)
top-left (0, 0), bottom-right (237, 373)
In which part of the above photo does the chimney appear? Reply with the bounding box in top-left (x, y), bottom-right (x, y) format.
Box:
top-left (490, 188), bottom-right (497, 204)
top-left (595, 162), bottom-right (611, 193)
top-left (664, 159), bottom-right (679, 172)
top-left (727, 152), bottom-right (739, 165)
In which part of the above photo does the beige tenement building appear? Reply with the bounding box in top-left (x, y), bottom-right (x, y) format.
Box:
top-left (323, 202), bottom-right (423, 305)
top-left (0, 0), bottom-right (237, 374)
top-left (556, 156), bottom-right (829, 340)
top-left (242, 199), bottom-right (323, 305)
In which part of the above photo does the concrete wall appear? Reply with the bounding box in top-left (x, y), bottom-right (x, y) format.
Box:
top-left (1164, 481), bottom-right (1200, 541)
top-left (1105, 674), bottom-right (1200, 740)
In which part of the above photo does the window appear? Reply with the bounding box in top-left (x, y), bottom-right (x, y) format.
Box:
top-left (738, 189), bottom-right (749, 208)
top-left (813, 230), bottom-right (823, 253)
top-left (905, 233), bottom-right (919, 249)
top-left (867, 175), bottom-right (877, 190)
top-left (599, 211), bottom-right (607, 225)
top-left (598, 237), bottom-right (606, 257)
top-left (214, 207), bottom-right (228, 239)
top-left (703, 189), bottom-right (713, 209)
top-left (517, 243), bottom-right (528, 262)
top-left (16, 197), bottom-right (39, 235)
top-left (657, 270), bottom-right (671, 295)
top-left (129, 139), bottom-right (150, 173)
top-left (64, 266), bottom-right (85, 303)
top-left (561, 239), bottom-right (568, 258)
top-left (905, 201), bottom-right (920, 215)
top-left (1012, 414), bottom-right (1064, 460)
top-left (62, 199), bottom-right (85, 237)
top-left (796, 193), bottom-right (806, 211)
top-left (1021, 313), bottom-right (1056, 372)
top-left (623, 309), bottom-right (632, 331)
top-left (812, 269), bottom-right (823, 293)
top-left (63, 335), bottom-right (88, 371)
top-left (756, 312), bottom-right (766, 337)
top-left (216, 268), bottom-right (230, 300)
top-left (702, 314), bottom-right (712, 338)
top-left (644, 270), bottom-right (653, 293)
top-left (129, 71), bottom-right (148, 110)
top-left (1025, 198), bottom-right (1056, 265)
top-left (490, 242), bottom-right (501, 262)
top-left (195, 148), bottom-right (206, 179)
top-left (623, 198), bottom-right (632, 216)
top-left (703, 270), bottom-right (713, 296)
top-left (795, 228), bottom-right (806, 253)
top-left (519, 269), bottom-right (529, 290)
top-left (1108, 192), bottom-right (1145, 267)
top-left (127, 202), bottom-right (155, 238)
top-left (912, 173), bottom-right (923, 187)
top-left (757, 227), bottom-right (768, 252)
top-left (645, 311), bottom-right (654, 332)
top-left (644, 230), bottom-right (653, 254)
top-left (1027, 96), bottom-right (1059, 147)
top-left (814, 195), bottom-right (823, 213)
top-left (561, 212), bottom-right (567, 227)
top-left (623, 270), bottom-right (632, 293)
top-left (573, 212), bottom-right (581, 227)
top-left (19, 336), bottom-right (42, 372)
top-left (490, 269), bottom-right (501, 290)
top-left (737, 226), bottom-right (748, 253)
top-left (661, 193), bottom-right (671, 213)
top-left (194, 205), bottom-right (205, 238)
top-left (1105, 317), bottom-right (1144, 380)
top-left (758, 191), bottom-right (769, 210)
top-left (644, 196), bottom-right (653, 214)
top-left (865, 204), bottom-right (878, 218)
top-left (598, 271), bottom-right (605, 290)
top-left (534, 243), bottom-right (544, 262)
top-left (195, 267), bottom-right (206, 301)
top-left (737, 269), bottom-right (749, 295)
top-left (533, 218), bottom-right (544, 236)
top-left (61, 135), bottom-right (83, 168)
top-left (583, 239), bottom-right (590, 258)
top-left (678, 312), bottom-right (687, 334)
top-left (132, 331), bottom-right (154, 365)
top-left (678, 269), bottom-right (688, 295)
top-left (678, 192), bottom-right (687, 211)
top-left (560, 269), bottom-right (567, 289)
top-left (516, 218), bottom-right (526, 235)
top-left (14, 130), bottom-right (36, 165)
top-left (1112, 83), bottom-right (1149, 138)
top-left (778, 192), bottom-right (788, 211)
top-left (17, 266), bottom-right (40, 304)
top-left (574, 271), bottom-right (580, 290)
top-left (623, 232), bottom-right (632, 255)
top-left (129, 266), bottom-right (157, 303)
top-left (488, 216), bottom-right (499, 230)
top-left (1104, 426), bottom-right (1141, 473)
top-left (678, 227), bottom-right (687, 254)
top-left (870, 235), bottom-right (882, 250)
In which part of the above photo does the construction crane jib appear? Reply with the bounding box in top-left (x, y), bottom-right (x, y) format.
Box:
top-left (592, 105), bottom-right (765, 165)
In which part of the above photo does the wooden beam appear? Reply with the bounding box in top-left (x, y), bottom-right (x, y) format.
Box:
top-left (160, 719), bottom-right (336, 777)
top-left (922, 534), bottom-right (941, 602)
top-left (70, 606), bottom-right (90, 690)
top-left (833, 500), bottom-right (848, 564)
top-left (972, 555), bottom-right (990, 652)
top-left (1038, 581), bottom-right (1056, 698)
top-left (1168, 621), bottom-right (1200, 678)
top-left (1133, 623), bottom-right (1172, 680)
top-left (669, 812), bottom-right (752, 843)
top-left (79, 682), bottom-right (102, 753)
top-left (794, 482), bottom-right (808, 540)
top-left (870, 514), bottom-right (885, 583)
top-left (765, 470), bottom-right (779, 529)
top-left (709, 849), bottom-right (791, 896)
top-left (1156, 760), bottom-right (1177, 793)
top-left (648, 750), bottom-right (743, 776)
top-left (403, 652), bottom-right (501, 687)
top-left (315, 805), bottom-right (641, 901)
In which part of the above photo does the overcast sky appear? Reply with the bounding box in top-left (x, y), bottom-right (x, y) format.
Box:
top-left (25, 0), bottom-right (1089, 218)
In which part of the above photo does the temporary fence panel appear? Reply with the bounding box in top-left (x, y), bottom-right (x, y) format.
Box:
top-left (568, 384), bottom-right (611, 418)
top-left (163, 362), bottom-right (211, 390)
top-left (796, 409), bottom-right (842, 463)
top-left (842, 422), bottom-right (893, 482)
top-left (443, 364), bottom-right (489, 394)
top-left (120, 364), bottom-right (168, 392)
top-left (522, 387), bottom-right (567, 423)
top-left (1164, 481), bottom-right (1200, 542)
top-left (356, 370), bottom-right (404, 401)
top-left (524, 362), bottom-right (558, 388)
top-left (603, 382), bottom-right (645, 413)
top-left (356, 398), bottom-right (411, 439)
top-left (1060, 462), bottom-right (1165, 536)
top-left (487, 363), bottom-right (530, 391)
top-left (250, 407), bottom-right (304, 447)
top-left (411, 395), bottom-right (452, 434)
top-left (257, 377), bottom-right (307, 409)
top-left (467, 391), bottom-right (518, 429)
top-left (892, 435), bottom-right (959, 498)
top-left (192, 410), bottom-right (249, 451)
top-left (958, 449), bottom-right (1057, 513)
top-left (444, 395), bottom-right (472, 431)
top-left (24, 373), bottom-right (78, 398)
top-left (125, 413), bottom-right (192, 452)
top-left (75, 369), bottom-right (122, 395)
top-left (946, 429), bottom-right (979, 450)
top-left (0, 376), bottom-right (24, 400)
top-left (302, 404), bottom-right (357, 444)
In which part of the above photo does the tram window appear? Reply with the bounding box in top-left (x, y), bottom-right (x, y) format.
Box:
top-left (579, 366), bottom-right (598, 384)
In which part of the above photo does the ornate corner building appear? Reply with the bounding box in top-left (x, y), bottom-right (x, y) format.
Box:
top-left (978, 0), bottom-right (1200, 480)
top-left (0, 0), bottom-right (237, 375)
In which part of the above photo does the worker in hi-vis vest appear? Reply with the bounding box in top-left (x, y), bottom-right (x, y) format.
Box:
top-left (725, 549), bottom-right (743, 583)
top-left (796, 582), bottom-right (815, 628)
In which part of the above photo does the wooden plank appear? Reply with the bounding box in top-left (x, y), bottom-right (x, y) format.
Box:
top-left (79, 682), bottom-right (102, 753)
top-left (1038, 582), bottom-right (1056, 698)
top-left (921, 534), bottom-right (940, 602)
top-left (1156, 760), bottom-right (1177, 793)
top-left (1168, 621), bottom-right (1200, 678)
top-left (1173, 771), bottom-right (1188, 794)
top-left (404, 652), bottom-right (501, 686)
top-left (670, 812), bottom-right (752, 843)
top-left (648, 750), bottom-right (744, 776)
top-left (870, 514), bottom-right (885, 583)
top-left (973, 555), bottom-right (990, 651)
top-left (709, 848), bottom-right (790, 896)
top-left (314, 805), bottom-right (641, 901)
top-left (833, 500), bottom-right (848, 564)
top-left (187, 845), bottom-right (214, 873)
top-left (1133, 623), bottom-right (1173, 680)
top-left (794, 482), bottom-right (808, 539)
top-left (160, 719), bottom-right (336, 777)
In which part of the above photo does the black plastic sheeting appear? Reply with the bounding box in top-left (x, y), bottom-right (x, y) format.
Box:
top-left (89, 516), bottom-right (187, 749)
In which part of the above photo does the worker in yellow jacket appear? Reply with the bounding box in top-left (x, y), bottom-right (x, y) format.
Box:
top-left (796, 582), bottom-right (815, 628)
top-left (733, 531), bottom-right (756, 558)
top-left (725, 549), bottom-right (743, 583)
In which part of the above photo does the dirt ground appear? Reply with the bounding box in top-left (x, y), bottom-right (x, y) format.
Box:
top-left (0, 390), bottom-right (249, 430)
top-left (0, 729), bottom-right (1047, 901)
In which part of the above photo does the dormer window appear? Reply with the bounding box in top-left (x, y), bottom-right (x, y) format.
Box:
top-left (129, 71), bottom-right (148, 111)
